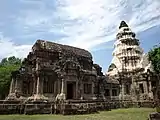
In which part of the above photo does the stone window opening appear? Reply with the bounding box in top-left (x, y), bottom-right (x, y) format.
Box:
top-left (126, 84), bottom-right (130, 95)
top-left (131, 60), bottom-right (134, 67)
top-left (22, 81), bottom-right (28, 95)
top-left (84, 84), bottom-right (92, 94)
top-left (105, 89), bottom-right (110, 96)
top-left (124, 28), bottom-right (129, 31)
top-left (139, 84), bottom-right (144, 93)
top-left (112, 89), bottom-right (117, 96)
top-left (151, 81), bottom-right (156, 88)
top-left (43, 76), bottom-right (54, 93)
top-left (22, 80), bottom-right (33, 96)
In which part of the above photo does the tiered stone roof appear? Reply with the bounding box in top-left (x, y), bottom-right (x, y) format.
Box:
top-left (107, 21), bottom-right (153, 76)
top-left (32, 40), bottom-right (92, 59)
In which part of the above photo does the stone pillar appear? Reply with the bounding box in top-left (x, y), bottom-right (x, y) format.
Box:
top-left (6, 77), bottom-right (17, 100)
top-left (149, 80), bottom-right (152, 93)
top-left (91, 82), bottom-right (94, 95)
top-left (57, 77), bottom-right (66, 100)
top-left (61, 78), bottom-right (64, 94)
top-left (14, 76), bottom-right (23, 96)
top-left (36, 76), bottom-right (40, 94)
top-left (110, 84), bottom-right (112, 100)
top-left (58, 79), bottom-right (61, 94)
top-left (9, 77), bottom-right (15, 94)
top-left (80, 81), bottom-right (83, 100)
top-left (32, 73), bottom-right (46, 101)
top-left (149, 81), bottom-right (153, 100)
top-left (32, 58), bottom-right (45, 100)
top-left (119, 84), bottom-right (122, 100)
top-left (54, 81), bottom-right (57, 96)
top-left (36, 75), bottom-right (44, 94)
top-left (32, 76), bottom-right (37, 94)
top-left (76, 81), bottom-right (78, 99)
top-left (121, 83), bottom-right (125, 100)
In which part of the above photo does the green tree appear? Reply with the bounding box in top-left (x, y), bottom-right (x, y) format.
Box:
top-left (0, 56), bottom-right (21, 99)
top-left (148, 45), bottom-right (160, 112)
top-left (148, 45), bottom-right (160, 73)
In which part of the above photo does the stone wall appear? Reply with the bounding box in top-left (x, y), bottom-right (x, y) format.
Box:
top-left (0, 100), bottom-right (155, 115)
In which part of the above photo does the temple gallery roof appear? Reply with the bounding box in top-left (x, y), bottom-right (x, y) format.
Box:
top-left (33, 40), bottom-right (92, 59)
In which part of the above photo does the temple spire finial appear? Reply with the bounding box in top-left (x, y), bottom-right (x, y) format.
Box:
top-left (119, 21), bottom-right (128, 29)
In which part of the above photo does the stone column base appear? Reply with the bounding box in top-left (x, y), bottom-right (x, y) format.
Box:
top-left (149, 112), bottom-right (160, 120)
top-left (5, 93), bottom-right (19, 101)
top-left (6, 93), bottom-right (27, 102)
top-left (56, 93), bottom-right (66, 101)
top-left (26, 94), bottom-right (48, 103)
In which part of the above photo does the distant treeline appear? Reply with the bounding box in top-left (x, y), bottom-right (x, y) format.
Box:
top-left (0, 56), bottom-right (22, 99)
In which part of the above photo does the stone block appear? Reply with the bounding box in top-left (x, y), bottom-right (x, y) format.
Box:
top-left (149, 112), bottom-right (160, 120)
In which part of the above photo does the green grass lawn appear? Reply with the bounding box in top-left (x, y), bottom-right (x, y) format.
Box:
top-left (0, 108), bottom-right (155, 120)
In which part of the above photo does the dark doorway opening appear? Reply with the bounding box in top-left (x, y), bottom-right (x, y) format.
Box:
top-left (105, 89), bottom-right (110, 96)
top-left (126, 84), bottom-right (130, 95)
top-left (67, 83), bottom-right (74, 99)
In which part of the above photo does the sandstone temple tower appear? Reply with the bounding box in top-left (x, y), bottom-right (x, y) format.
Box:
top-left (107, 21), bottom-right (155, 101)
top-left (111, 21), bottom-right (143, 74)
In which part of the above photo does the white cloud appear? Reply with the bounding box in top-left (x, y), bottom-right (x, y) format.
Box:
top-left (42, 0), bottom-right (160, 49)
top-left (129, 0), bottom-right (160, 32)
top-left (4, 0), bottom-right (160, 60)
top-left (52, 0), bottom-right (160, 50)
top-left (0, 33), bottom-right (32, 60)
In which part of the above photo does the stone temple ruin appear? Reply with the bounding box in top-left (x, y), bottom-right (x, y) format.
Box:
top-left (4, 40), bottom-right (109, 114)
top-left (7, 40), bottom-right (103, 101)
top-left (0, 21), bottom-right (159, 115)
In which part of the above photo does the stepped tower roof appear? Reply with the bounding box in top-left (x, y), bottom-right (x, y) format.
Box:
top-left (119, 21), bottom-right (129, 29)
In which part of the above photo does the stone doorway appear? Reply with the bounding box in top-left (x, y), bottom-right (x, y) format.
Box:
top-left (67, 82), bottom-right (75, 99)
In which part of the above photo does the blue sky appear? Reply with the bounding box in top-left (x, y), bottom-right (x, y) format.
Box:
top-left (0, 0), bottom-right (160, 73)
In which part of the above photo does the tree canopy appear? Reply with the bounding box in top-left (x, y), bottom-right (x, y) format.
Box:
top-left (0, 56), bottom-right (21, 99)
top-left (148, 45), bottom-right (160, 74)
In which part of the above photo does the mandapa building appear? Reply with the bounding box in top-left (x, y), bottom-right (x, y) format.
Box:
top-left (7, 40), bottom-right (106, 102)
top-left (107, 21), bottom-right (157, 102)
